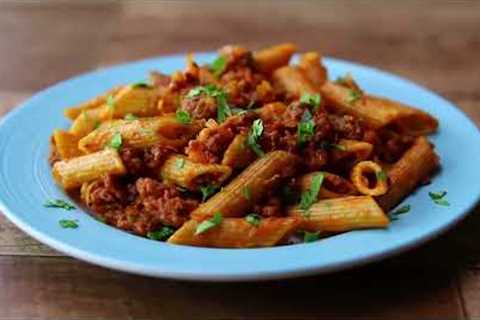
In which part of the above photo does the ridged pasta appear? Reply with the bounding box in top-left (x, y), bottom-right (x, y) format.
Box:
top-left (351, 161), bottom-right (388, 196)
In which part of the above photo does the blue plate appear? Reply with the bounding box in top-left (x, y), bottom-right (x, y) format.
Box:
top-left (0, 53), bottom-right (479, 281)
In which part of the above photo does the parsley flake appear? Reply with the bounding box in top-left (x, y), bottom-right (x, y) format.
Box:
top-left (300, 93), bottom-right (321, 110)
top-left (303, 231), bottom-right (321, 243)
top-left (429, 191), bottom-right (450, 206)
top-left (299, 173), bottom-right (324, 215)
top-left (176, 109), bottom-right (191, 124)
top-left (44, 199), bottom-right (76, 211)
top-left (245, 213), bottom-right (262, 227)
top-left (131, 81), bottom-right (152, 89)
top-left (176, 158), bottom-right (186, 170)
top-left (108, 132), bottom-right (122, 150)
top-left (210, 56), bottom-right (227, 78)
top-left (346, 89), bottom-right (362, 105)
top-left (186, 85), bottom-right (232, 122)
top-left (241, 186), bottom-right (252, 201)
top-left (124, 113), bottom-right (138, 121)
top-left (200, 185), bottom-right (217, 202)
top-left (106, 94), bottom-right (115, 110)
top-left (376, 170), bottom-right (387, 181)
top-left (59, 219), bottom-right (79, 229)
top-left (389, 204), bottom-right (411, 221)
top-left (247, 119), bottom-right (265, 157)
top-left (297, 110), bottom-right (315, 147)
top-left (147, 226), bottom-right (175, 241)
top-left (195, 212), bottom-right (223, 235)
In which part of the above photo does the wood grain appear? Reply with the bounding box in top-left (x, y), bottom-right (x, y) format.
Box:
top-left (0, 1), bottom-right (479, 319)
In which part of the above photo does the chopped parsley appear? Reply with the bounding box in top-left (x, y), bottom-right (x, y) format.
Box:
top-left (246, 119), bottom-right (265, 157)
top-left (44, 199), bottom-right (76, 211)
top-left (200, 184), bottom-right (217, 202)
top-left (131, 81), bottom-right (152, 89)
top-left (106, 94), bottom-right (115, 111)
top-left (175, 158), bottom-right (186, 170)
top-left (429, 191), bottom-right (450, 206)
top-left (108, 132), bottom-right (123, 150)
top-left (299, 173), bottom-right (325, 215)
top-left (300, 93), bottom-right (321, 110)
top-left (303, 231), bottom-right (321, 243)
top-left (297, 110), bottom-right (315, 147)
top-left (124, 113), bottom-right (138, 121)
top-left (195, 212), bottom-right (223, 235)
top-left (175, 109), bottom-right (191, 124)
top-left (346, 89), bottom-right (362, 105)
top-left (94, 121), bottom-right (101, 129)
top-left (147, 226), bottom-right (175, 241)
top-left (389, 204), bottom-right (411, 221)
top-left (210, 56), bottom-right (227, 78)
top-left (241, 186), bottom-right (252, 201)
top-left (245, 213), bottom-right (262, 227)
top-left (376, 170), bottom-right (387, 181)
top-left (186, 85), bottom-right (232, 122)
top-left (59, 219), bottom-right (79, 229)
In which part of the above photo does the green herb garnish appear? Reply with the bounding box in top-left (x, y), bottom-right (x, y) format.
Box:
top-left (429, 191), bottom-right (450, 206)
top-left (389, 204), bottom-right (411, 221)
top-left (147, 226), bottom-right (175, 241)
top-left (124, 113), bottom-right (138, 121)
top-left (131, 81), bottom-right (151, 89)
top-left (44, 199), bottom-right (76, 211)
top-left (247, 119), bottom-right (264, 157)
top-left (108, 132), bottom-right (122, 150)
top-left (175, 109), bottom-right (191, 124)
top-left (59, 219), bottom-right (79, 229)
top-left (297, 110), bottom-right (315, 147)
top-left (241, 186), bottom-right (252, 201)
top-left (376, 170), bottom-right (387, 181)
top-left (176, 158), bottom-right (186, 170)
top-left (93, 121), bottom-right (101, 130)
top-left (303, 231), bottom-right (321, 243)
top-left (245, 213), bottom-right (262, 227)
top-left (186, 85), bottom-right (232, 122)
top-left (346, 89), bottom-right (362, 105)
top-left (210, 56), bottom-right (227, 78)
top-left (106, 94), bottom-right (115, 111)
top-left (200, 185), bottom-right (217, 202)
top-left (300, 93), bottom-right (321, 110)
top-left (195, 212), bottom-right (223, 235)
top-left (299, 173), bottom-right (325, 215)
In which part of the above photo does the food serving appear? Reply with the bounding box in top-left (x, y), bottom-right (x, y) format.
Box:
top-left (48, 43), bottom-right (440, 248)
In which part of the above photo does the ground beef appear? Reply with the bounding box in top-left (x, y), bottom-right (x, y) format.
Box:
top-left (181, 94), bottom-right (217, 120)
top-left (120, 144), bottom-right (178, 176)
top-left (378, 133), bottom-right (414, 163)
top-left (329, 114), bottom-right (364, 140)
top-left (253, 196), bottom-right (284, 218)
top-left (85, 175), bottom-right (136, 214)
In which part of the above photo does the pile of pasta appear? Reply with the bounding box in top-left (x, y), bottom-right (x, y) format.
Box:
top-left (49, 43), bottom-right (440, 248)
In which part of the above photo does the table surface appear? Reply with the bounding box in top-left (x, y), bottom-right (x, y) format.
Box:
top-left (0, 1), bottom-right (479, 319)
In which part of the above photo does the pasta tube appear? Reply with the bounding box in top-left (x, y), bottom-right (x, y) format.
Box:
top-left (191, 151), bottom-right (300, 220)
top-left (351, 161), bottom-right (388, 196)
top-left (253, 43), bottom-right (297, 74)
top-left (297, 172), bottom-right (357, 199)
top-left (64, 86), bottom-right (123, 120)
top-left (69, 107), bottom-right (105, 138)
top-left (298, 52), bottom-right (328, 90)
top-left (330, 139), bottom-right (373, 164)
top-left (221, 134), bottom-right (256, 169)
top-left (376, 136), bottom-right (439, 210)
top-left (52, 149), bottom-right (126, 190)
top-left (320, 82), bottom-right (438, 135)
top-left (52, 130), bottom-right (83, 160)
top-left (272, 66), bottom-right (317, 98)
top-left (160, 155), bottom-right (232, 190)
top-left (168, 217), bottom-right (300, 248)
top-left (78, 115), bottom-right (203, 153)
top-left (289, 196), bottom-right (389, 232)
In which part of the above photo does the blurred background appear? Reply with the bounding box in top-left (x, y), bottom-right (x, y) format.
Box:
top-left (1, 1), bottom-right (479, 319)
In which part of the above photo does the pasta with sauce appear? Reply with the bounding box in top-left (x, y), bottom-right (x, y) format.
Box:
top-left (48, 43), bottom-right (440, 248)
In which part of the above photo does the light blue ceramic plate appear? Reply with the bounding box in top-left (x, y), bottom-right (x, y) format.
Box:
top-left (0, 53), bottom-right (479, 281)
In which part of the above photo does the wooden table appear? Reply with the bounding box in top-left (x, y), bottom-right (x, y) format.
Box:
top-left (1, 2), bottom-right (479, 319)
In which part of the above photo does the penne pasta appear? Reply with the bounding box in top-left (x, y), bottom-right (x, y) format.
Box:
top-left (330, 139), bottom-right (373, 164)
top-left (272, 66), bottom-right (317, 98)
top-left (78, 115), bottom-right (203, 153)
top-left (69, 107), bottom-right (105, 138)
top-left (160, 155), bottom-right (232, 190)
top-left (297, 172), bottom-right (357, 199)
top-left (253, 43), bottom-right (297, 74)
top-left (351, 161), bottom-right (388, 196)
top-left (376, 136), bottom-right (439, 210)
top-left (52, 130), bottom-right (83, 160)
top-left (221, 134), bottom-right (256, 169)
top-left (168, 217), bottom-right (300, 248)
top-left (64, 86), bottom-right (123, 120)
top-left (52, 149), bottom-right (126, 190)
top-left (320, 82), bottom-right (438, 135)
top-left (289, 196), bottom-right (389, 232)
top-left (104, 85), bottom-right (159, 118)
top-left (298, 52), bottom-right (328, 90)
top-left (191, 151), bottom-right (300, 220)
